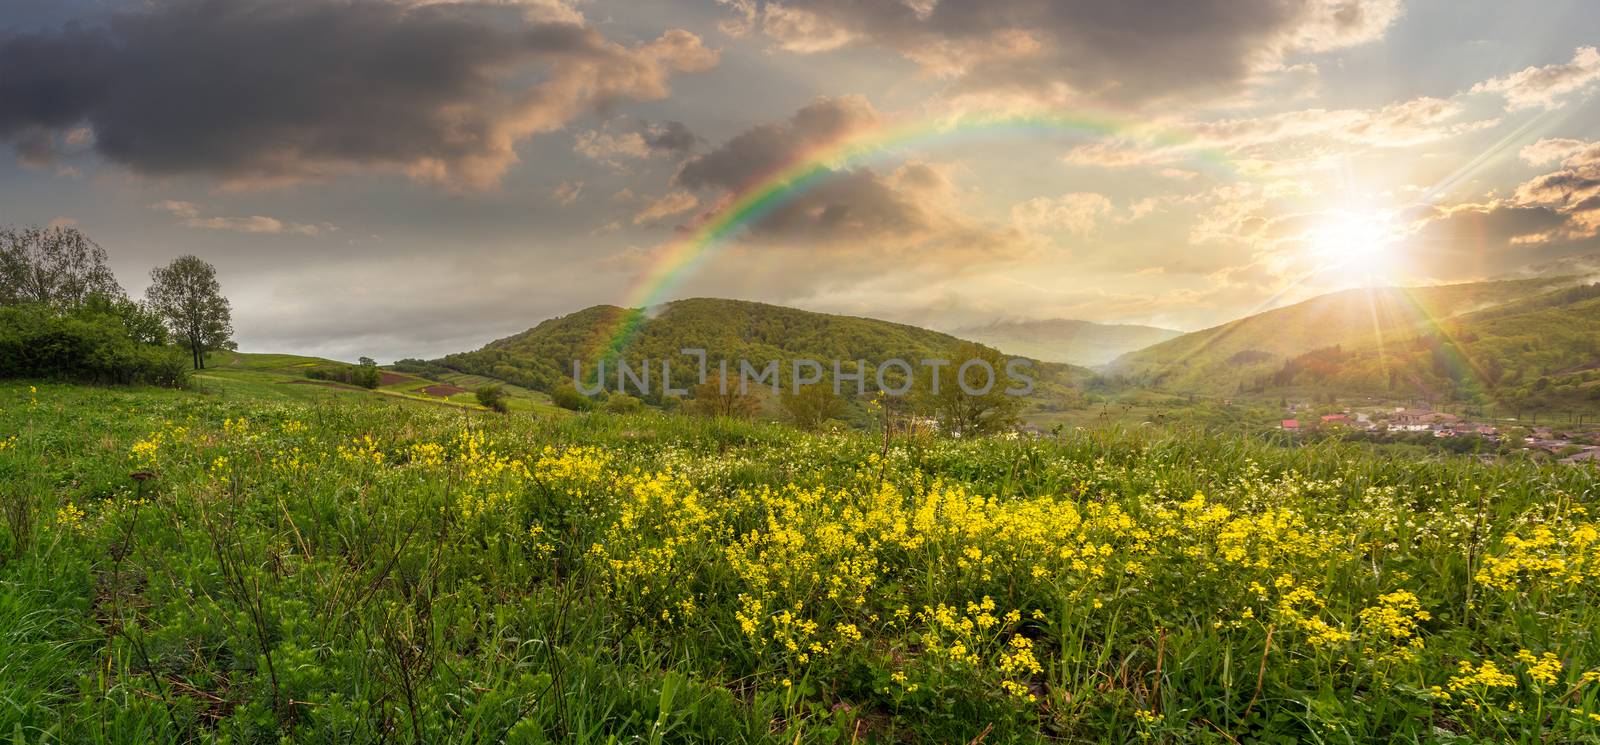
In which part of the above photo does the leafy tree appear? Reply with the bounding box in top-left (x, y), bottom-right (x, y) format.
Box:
top-left (476, 384), bottom-right (510, 413)
top-left (780, 381), bottom-right (844, 430)
top-left (685, 378), bottom-right (760, 420)
top-left (0, 225), bottom-right (124, 308)
top-left (81, 293), bottom-right (169, 345)
top-left (915, 342), bottom-right (1022, 436)
top-left (146, 255), bottom-right (234, 370)
top-left (351, 357), bottom-right (382, 389)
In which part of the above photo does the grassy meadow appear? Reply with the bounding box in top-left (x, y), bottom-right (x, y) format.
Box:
top-left (2, 380), bottom-right (1599, 743)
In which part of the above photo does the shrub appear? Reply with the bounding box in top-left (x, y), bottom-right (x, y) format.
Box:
top-left (352, 359), bottom-right (382, 390)
top-left (0, 304), bottom-right (188, 386)
top-left (550, 382), bottom-right (590, 411)
top-left (603, 393), bottom-right (643, 414)
top-left (476, 384), bottom-right (510, 413)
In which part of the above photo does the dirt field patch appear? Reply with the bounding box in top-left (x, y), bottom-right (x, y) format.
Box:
top-left (421, 383), bottom-right (468, 397)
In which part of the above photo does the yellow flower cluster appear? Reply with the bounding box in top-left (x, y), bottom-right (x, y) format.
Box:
top-left (337, 434), bottom-right (384, 466)
top-left (1274, 577), bottom-right (1351, 648)
top-left (1357, 590), bottom-right (1429, 661)
top-left (1514, 649), bottom-right (1564, 687)
top-left (1475, 523), bottom-right (1600, 592)
top-left (1449, 659), bottom-right (1518, 692)
top-left (451, 430), bottom-right (530, 521)
top-left (56, 502), bottom-right (86, 530)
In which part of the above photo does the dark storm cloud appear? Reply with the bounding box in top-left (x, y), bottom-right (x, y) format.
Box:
top-left (669, 95), bottom-right (1026, 292)
top-left (0, 0), bottom-right (717, 188)
top-left (643, 120), bottom-right (698, 154)
top-left (1403, 202), bottom-right (1598, 279)
top-left (673, 95), bottom-right (936, 242)
top-left (676, 95), bottom-right (876, 191)
top-left (732, 0), bottom-right (1400, 104)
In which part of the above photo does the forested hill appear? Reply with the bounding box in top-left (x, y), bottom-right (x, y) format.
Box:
top-left (433, 298), bottom-right (1094, 397)
top-left (1105, 276), bottom-right (1579, 394)
top-left (1259, 282), bottom-right (1600, 409)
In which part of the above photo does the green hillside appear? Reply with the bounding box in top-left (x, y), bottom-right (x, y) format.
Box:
top-left (1107, 277), bottom-right (1577, 394)
top-left (437, 298), bottom-right (1095, 411)
top-left (1259, 282), bottom-right (1600, 412)
top-left (951, 318), bottom-right (1182, 366)
top-left (195, 351), bottom-right (566, 414)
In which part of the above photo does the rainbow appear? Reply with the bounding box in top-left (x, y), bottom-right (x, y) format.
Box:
top-left (595, 110), bottom-right (1238, 356)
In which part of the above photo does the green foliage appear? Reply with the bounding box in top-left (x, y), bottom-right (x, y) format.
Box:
top-left (2, 381), bottom-right (1599, 743)
top-left (389, 358), bottom-right (448, 380)
top-left (684, 377), bottom-right (760, 419)
top-left (779, 381), bottom-right (844, 430)
top-left (602, 392), bottom-right (643, 414)
top-left (913, 342), bottom-right (1024, 436)
top-left (476, 383), bottom-right (510, 413)
top-left (146, 255), bottom-right (234, 370)
top-left (0, 304), bottom-right (188, 386)
top-left (550, 381), bottom-right (590, 411)
top-left (0, 224), bottom-right (124, 308)
top-left (306, 363), bottom-right (380, 389)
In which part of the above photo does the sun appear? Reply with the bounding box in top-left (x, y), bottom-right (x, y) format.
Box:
top-left (1307, 209), bottom-right (1401, 277)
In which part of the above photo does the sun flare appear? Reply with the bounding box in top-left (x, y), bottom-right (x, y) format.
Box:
top-left (1308, 210), bottom-right (1402, 277)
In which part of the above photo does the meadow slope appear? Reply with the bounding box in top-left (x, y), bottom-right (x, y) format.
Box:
top-left (1, 381), bottom-right (1599, 743)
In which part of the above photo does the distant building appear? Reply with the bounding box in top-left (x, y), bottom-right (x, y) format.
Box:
top-left (1281, 419), bottom-right (1300, 430)
top-left (1321, 414), bottom-right (1349, 424)
top-left (1560, 447), bottom-right (1600, 465)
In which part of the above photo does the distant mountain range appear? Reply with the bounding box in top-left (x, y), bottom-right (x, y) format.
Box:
top-left (951, 318), bottom-right (1181, 366)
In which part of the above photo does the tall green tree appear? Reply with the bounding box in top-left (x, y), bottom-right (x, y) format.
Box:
top-left (0, 225), bottom-right (124, 308)
top-left (915, 342), bottom-right (1023, 436)
top-left (780, 381), bottom-right (845, 430)
top-left (146, 255), bottom-right (234, 370)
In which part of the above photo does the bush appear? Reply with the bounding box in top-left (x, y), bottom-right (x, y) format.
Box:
top-left (306, 363), bottom-right (382, 389)
top-left (603, 393), bottom-right (643, 414)
top-left (476, 384), bottom-right (510, 413)
top-left (351, 362), bottom-right (382, 390)
top-left (550, 382), bottom-right (590, 411)
top-left (0, 304), bottom-right (188, 386)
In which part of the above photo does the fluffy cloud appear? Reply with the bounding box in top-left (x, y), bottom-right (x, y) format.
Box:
top-left (1471, 46), bottom-right (1600, 111)
top-left (724, 0), bottom-right (1400, 105)
top-left (149, 200), bottom-right (330, 236)
top-left (1510, 138), bottom-right (1600, 239)
top-left (0, 0), bottom-right (717, 189)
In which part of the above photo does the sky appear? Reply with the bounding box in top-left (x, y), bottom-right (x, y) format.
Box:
top-left (3, 0), bottom-right (1600, 362)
